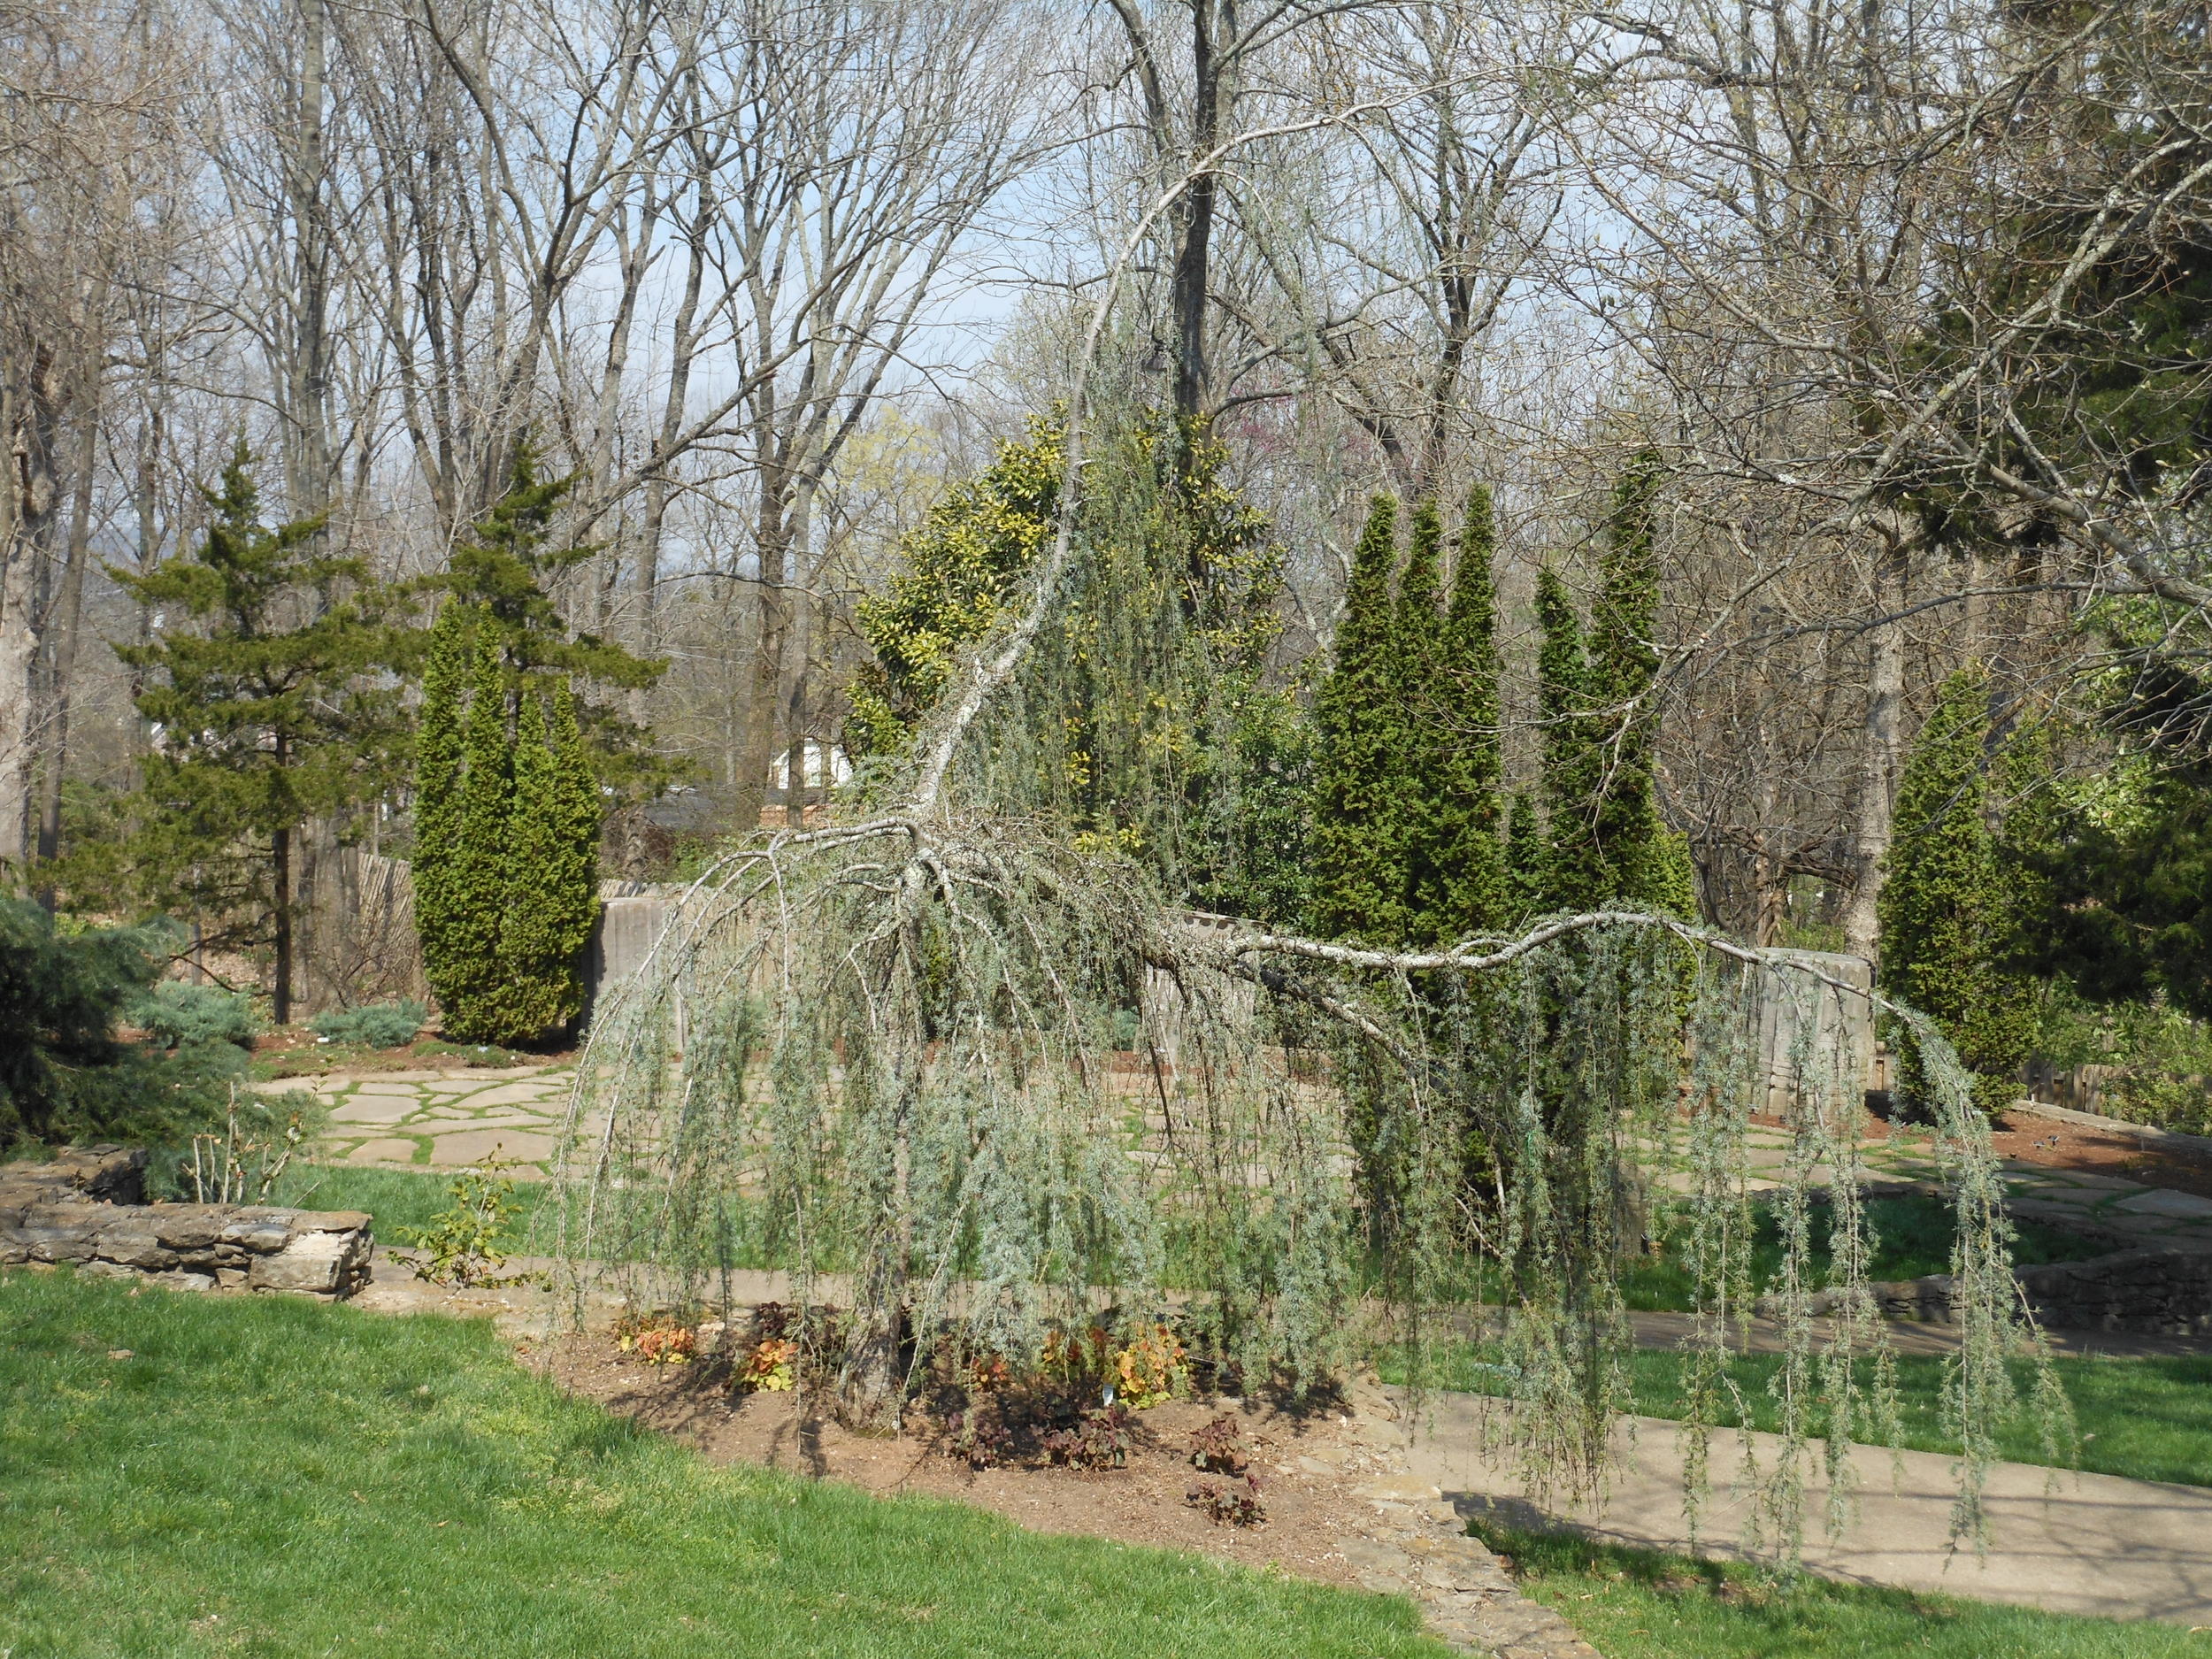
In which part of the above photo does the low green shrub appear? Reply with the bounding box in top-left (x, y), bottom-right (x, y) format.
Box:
top-left (128, 979), bottom-right (260, 1048)
top-left (0, 899), bottom-right (239, 1151)
top-left (311, 998), bottom-right (427, 1048)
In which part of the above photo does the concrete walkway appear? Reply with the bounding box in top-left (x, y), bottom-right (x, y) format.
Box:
top-left (1391, 1390), bottom-right (2212, 1624)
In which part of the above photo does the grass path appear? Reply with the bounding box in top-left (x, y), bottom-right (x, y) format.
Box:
top-left (0, 1270), bottom-right (1446, 1659)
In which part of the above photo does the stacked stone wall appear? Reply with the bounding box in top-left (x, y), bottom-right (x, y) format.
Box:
top-left (0, 1147), bottom-right (372, 1299)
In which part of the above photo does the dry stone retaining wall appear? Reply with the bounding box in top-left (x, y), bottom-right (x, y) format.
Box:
top-left (0, 1147), bottom-right (373, 1299)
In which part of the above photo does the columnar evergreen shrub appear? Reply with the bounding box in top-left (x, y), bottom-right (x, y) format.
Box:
top-left (1310, 495), bottom-right (1410, 942)
top-left (1590, 454), bottom-right (1672, 907)
top-left (1878, 667), bottom-right (2036, 1115)
top-left (412, 603), bottom-right (473, 995)
top-left (1404, 487), bottom-right (1507, 942)
top-left (415, 615), bottom-right (602, 1046)
top-left (1504, 790), bottom-right (1546, 920)
top-left (1535, 565), bottom-right (1601, 910)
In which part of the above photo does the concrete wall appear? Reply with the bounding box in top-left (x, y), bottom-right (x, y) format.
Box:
top-left (1756, 949), bottom-right (1876, 1115)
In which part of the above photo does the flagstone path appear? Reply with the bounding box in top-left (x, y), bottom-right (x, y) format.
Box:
top-left (253, 1065), bottom-right (581, 1177)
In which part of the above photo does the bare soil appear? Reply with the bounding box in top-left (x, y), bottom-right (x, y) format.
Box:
top-left (1991, 1111), bottom-right (2212, 1200)
top-left (540, 1331), bottom-right (1409, 1592)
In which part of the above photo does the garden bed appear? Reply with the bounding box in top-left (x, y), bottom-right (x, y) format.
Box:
top-left (544, 1328), bottom-right (1411, 1594)
top-left (1992, 1108), bottom-right (2212, 1201)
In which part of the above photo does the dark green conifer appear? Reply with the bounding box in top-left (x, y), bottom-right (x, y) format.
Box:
top-left (102, 442), bottom-right (407, 1022)
top-left (434, 639), bottom-right (514, 1041)
top-left (1405, 488), bottom-right (1506, 942)
top-left (412, 603), bottom-right (475, 993)
top-left (1535, 565), bottom-right (1601, 911)
top-left (488, 689), bottom-right (595, 1037)
top-left (1310, 495), bottom-right (1409, 942)
top-left (1589, 453), bottom-right (1670, 907)
top-left (1504, 791), bottom-right (1546, 921)
top-left (1878, 666), bottom-right (2035, 1117)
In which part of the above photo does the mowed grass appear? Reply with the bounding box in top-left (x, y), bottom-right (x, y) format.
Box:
top-left (1470, 1523), bottom-right (2210, 1658)
top-left (265, 1162), bottom-right (554, 1240)
top-left (1381, 1342), bottom-right (2212, 1489)
top-left (1616, 1194), bottom-right (2106, 1313)
top-left (0, 1271), bottom-right (1448, 1659)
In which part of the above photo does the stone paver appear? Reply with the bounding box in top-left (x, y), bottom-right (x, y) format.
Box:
top-left (264, 1064), bottom-right (585, 1178)
top-left (330, 1096), bottom-right (418, 1125)
top-left (345, 1137), bottom-right (423, 1164)
top-left (428, 1128), bottom-right (556, 1166)
top-left (2116, 1189), bottom-right (2212, 1221)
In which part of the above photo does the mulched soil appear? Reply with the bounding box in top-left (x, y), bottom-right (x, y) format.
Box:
top-left (540, 1331), bottom-right (1402, 1592)
top-left (249, 1028), bottom-right (579, 1078)
top-left (1990, 1111), bottom-right (2212, 1201)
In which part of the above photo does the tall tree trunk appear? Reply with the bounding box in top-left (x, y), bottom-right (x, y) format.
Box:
top-left (34, 406), bottom-right (97, 879)
top-left (0, 379), bottom-right (33, 867)
top-left (1842, 538), bottom-right (1909, 964)
top-left (1168, 3), bottom-right (1224, 437)
top-left (273, 821), bottom-right (294, 1025)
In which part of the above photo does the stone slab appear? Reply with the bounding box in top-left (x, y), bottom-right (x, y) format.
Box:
top-left (427, 1130), bottom-right (555, 1166)
top-left (453, 1083), bottom-right (565, 1108)
top-left (2116, 1189), bottom-right (2212, 1220)
top-left (344, 1138), bottom-right (422, 1165)
top-left (330, 1097), bottom-right (420, 1125)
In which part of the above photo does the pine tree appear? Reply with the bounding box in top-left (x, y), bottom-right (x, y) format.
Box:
top-left (430, 444), bottom-right (668, 801)
top-left (1310, 495), bottom-right (1410, 942)
top-left (1405, 488), bottom-right (1506, 943)
top-left (1878, 666), bottom-right (2035, 1116)
top-left (101, 442), bottom-right (407, 1021)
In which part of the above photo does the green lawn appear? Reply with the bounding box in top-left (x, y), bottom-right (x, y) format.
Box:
top-left (1617, 1194), bottom-right (2106, 1313)
top-left (265, 1162), bottom-right (555, 1240)
top-left (0, 1270), bottom-right (1447, 1659)
top-left (1471, 1523), bottom-right (2209, 1657)
top-left (1382, 1342), bottom-right (2212, 1488)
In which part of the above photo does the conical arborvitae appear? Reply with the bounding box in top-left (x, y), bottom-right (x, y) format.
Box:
top-left (1878, 666), bottom-right (2035, 1117)
top-left (1504, 790), bottom-right (1546, 922)
top-left (1310, 495), bottom-right (1411, 943)
top-left (413, 603), bottom-right (474, 994)
top-left (487, 690), bottom-right (588, 1038)
top-left (1404, 488), bottom-right (1506, 943)
top-left (434, 638), bottom-right (516, 1041)
top-left (1589, 453), bottom-right (1667, 905)
top-left (1535, 565), bottom-right (1601, 912)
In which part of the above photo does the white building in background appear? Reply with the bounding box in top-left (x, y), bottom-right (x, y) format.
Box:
top-left (774, 740), bottom-right (852, 793)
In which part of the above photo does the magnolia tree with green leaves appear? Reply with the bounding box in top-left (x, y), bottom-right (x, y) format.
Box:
top-left (1878, 667), bottom-right (2036, 1116)
top-left (557, 251), bottom-right (2064, 1559)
